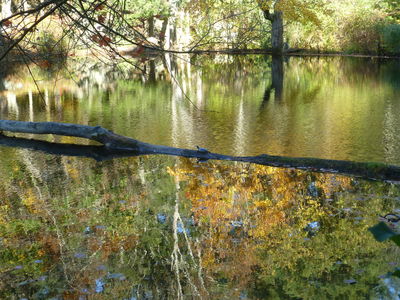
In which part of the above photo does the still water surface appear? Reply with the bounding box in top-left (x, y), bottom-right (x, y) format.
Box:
top-left (1, 55), bottom-right (400, 164)
top-left (0, 55), bottom-right (400, 299)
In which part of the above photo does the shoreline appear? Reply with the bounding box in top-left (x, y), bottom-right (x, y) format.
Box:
top-left (1, 47), bottom-right (399, 64)
top-left (187, 48), bottom-right (400, 59)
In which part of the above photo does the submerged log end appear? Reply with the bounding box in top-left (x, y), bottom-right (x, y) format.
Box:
top-left (361, 162), bottom-right (400, 182)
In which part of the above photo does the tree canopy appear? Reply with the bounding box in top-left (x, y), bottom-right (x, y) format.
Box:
top-left (0, 0), bottom-right (399, 62)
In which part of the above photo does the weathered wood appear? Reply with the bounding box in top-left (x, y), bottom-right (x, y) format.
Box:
top-left (0, 120), bottom-right (223, 156)
top-left (0, 120), bottom-right (137, 147)
top-left (0, 120), bottom-right (165, 152)
top-left (0, 120), bottom-right (399, 182)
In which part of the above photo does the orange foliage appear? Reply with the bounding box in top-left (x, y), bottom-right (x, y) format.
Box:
top-left (90, 34), bottom-right (112, 47)
top-left (2, 19), bottom-right (12, 27)
top-left (95, 4), bottom-right (105, 11)
top-left (37, 60), bottom-right (51, 69)
top-left (39, 233), bottom-right (61, 257)
top-left (98, 14), bottom-right (106, 24)
top-left (167, 158), bottom-right (355, 288)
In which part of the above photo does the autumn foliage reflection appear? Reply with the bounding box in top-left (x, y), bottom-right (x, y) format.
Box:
top-left (168, 159), bottom-right (400, 298)
top-left (0, 151), bottom-right (399, 299)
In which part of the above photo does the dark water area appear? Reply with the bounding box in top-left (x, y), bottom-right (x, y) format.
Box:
top-left (0, 55), bottom-right (400, 299)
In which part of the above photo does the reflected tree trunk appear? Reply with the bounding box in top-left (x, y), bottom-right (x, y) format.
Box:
top-left (18, 151), bottom-right (70, 282)
top-left (271, 54), bottom-right (284, 100)
top-left (195, 69), bottom-right (203, 106)
top-left (6, 92), bottom-right (18, 117)
top-left (170, 166), bottom-right (203, 298)
top-left (171, 177), bottom-right (184, 300)
top-left (29, 91), bottom-right (33, 122)
top-left (261, 55), bottom-right (284, 108)
top-left (148, 60), bottom-right (156, 82)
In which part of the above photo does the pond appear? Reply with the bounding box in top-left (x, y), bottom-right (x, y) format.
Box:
top-left (2, 55), bottom-right (400, 163)
top-left (0, 55), bottom-right (400, 299)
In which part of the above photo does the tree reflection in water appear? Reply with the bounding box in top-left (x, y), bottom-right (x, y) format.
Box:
top-left (0, 150), bottom-right (399, 299)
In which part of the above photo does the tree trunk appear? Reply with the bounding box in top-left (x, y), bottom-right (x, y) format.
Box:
top-left (160, 18), bottom-right (168, 48)
top-left (271, 11), bottom-right (283, 54)
top-left (148, 60), bottom-right (156, 82)
top-left (148, 16), bottom-right (154, 37)
top-left (271, 55), bottom-right (284, 99)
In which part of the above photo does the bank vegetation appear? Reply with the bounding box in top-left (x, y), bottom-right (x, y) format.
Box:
top-left (0, 0), bottom-right (399, 63)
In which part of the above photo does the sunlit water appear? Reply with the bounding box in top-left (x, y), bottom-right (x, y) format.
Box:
top-left (0, 55), bottom-right (400, 299)
top-left (1, 55), bottom-right (400, 164)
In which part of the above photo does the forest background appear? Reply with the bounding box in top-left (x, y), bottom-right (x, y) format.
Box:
top-left (0, 0), bottom-right (400, 62)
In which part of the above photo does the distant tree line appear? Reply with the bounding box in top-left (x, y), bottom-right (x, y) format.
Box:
top-left (0, 0), bottom-right (399, 62)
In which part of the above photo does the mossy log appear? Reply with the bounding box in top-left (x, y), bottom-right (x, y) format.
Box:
top-left (0, 120), bottom-right (399, 182)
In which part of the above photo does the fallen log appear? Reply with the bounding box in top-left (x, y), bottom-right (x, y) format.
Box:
top-left (0, 120), bottom-right (146, 150)
top-left (0, 120), bottom-right (399, 182)
top-left (0, 134), bottom-right (145, 160)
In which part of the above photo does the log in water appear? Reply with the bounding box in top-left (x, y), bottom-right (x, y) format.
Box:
top-left (0, 120), bottom-right (399, 182)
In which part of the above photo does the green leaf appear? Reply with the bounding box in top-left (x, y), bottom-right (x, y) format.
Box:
top-left (368, 222), bottom-right (397, 242)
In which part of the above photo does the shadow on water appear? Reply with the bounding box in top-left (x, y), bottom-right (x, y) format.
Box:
top-left (0, 134), bottom-right (145, 160)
